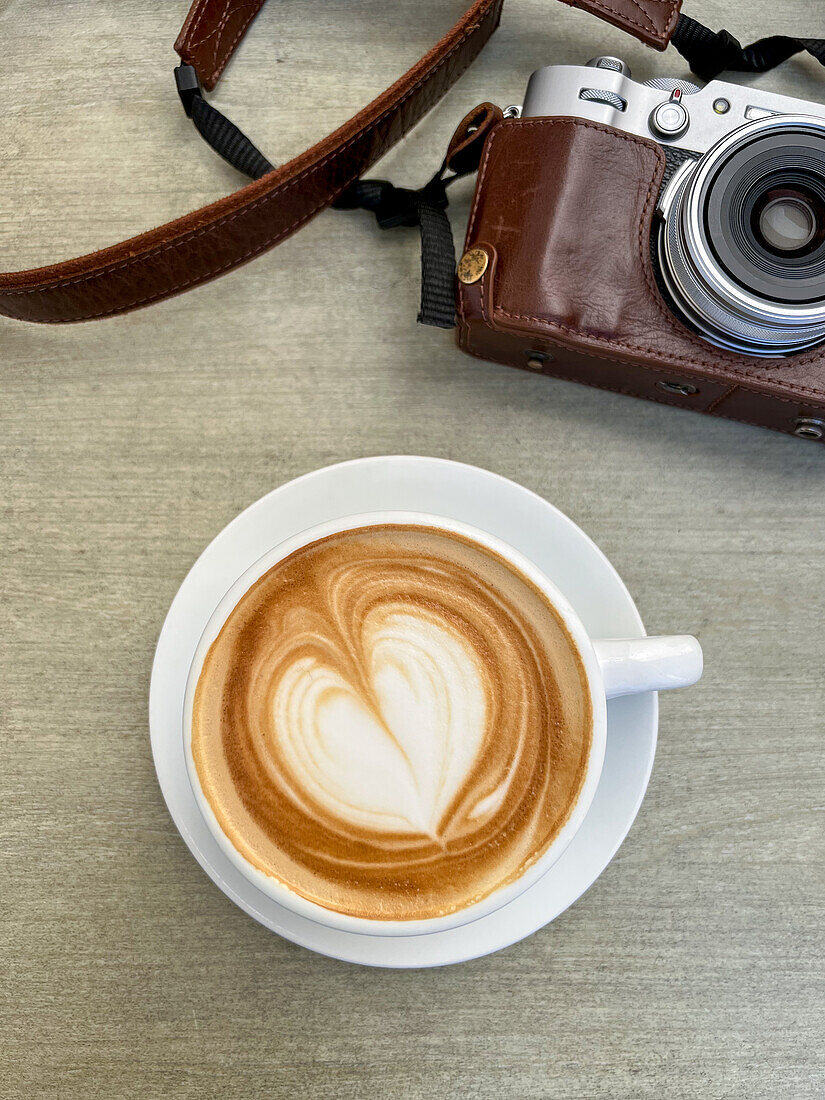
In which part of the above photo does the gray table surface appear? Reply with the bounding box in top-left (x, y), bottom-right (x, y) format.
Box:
top-left (2, 2), bottom-right (823, 1097)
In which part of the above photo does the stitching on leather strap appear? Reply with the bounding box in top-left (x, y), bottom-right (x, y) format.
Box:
top-left (209, 3), bottom-right (263, 84)
top-left (583, 0), bottom-right (656, 36)
top-left (30, 190), bottom-right (337, 324)
top-left (0, 2), bottom-right (501, 319)
top-left (186, 3), bottom-right (252, 51)
top-left (185, 1), bottom-right (262, 84)
top-left (573, 0), bottom-right (679, 44)
top-left (180, 0), bottom-right (217, 54)
top-left (2, 0), bottom-right (686, 322)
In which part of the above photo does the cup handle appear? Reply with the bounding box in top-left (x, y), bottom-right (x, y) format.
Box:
top-left (592, 636), bottom-right (703, 700)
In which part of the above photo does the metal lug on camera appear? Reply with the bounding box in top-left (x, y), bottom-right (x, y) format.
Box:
top-left (793, 417), bottom-right (825, 440)
top-left (657, 380), bottom-right (699, 397)
top-left (524, 350), bottom-right (553, 371)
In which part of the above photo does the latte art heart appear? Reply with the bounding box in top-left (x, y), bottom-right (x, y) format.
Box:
top-left (191, 525), bottom-right (592, 921)
top-left (272, 609), bottom-right (488, 838)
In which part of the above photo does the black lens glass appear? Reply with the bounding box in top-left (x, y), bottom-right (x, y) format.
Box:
top-left (752, 188), bottom-right (825, 256)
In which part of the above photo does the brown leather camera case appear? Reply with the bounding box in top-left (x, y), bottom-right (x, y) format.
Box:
top-left (456, 116), bottom-right (825, 442)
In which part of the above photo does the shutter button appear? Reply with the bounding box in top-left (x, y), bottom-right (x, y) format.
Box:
top-left (649, 89), bottom-right (689, 140)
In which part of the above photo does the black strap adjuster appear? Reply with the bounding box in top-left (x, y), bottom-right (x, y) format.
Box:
top-left (174, 64), bottom-right (202, 118)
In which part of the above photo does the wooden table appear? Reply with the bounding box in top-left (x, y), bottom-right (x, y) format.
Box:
top-left (2, 2), bottom-right (823, 1096)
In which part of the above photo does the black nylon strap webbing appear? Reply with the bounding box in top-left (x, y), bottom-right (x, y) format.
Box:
top-left (190, 94), bottom-right (274, 180)
top-left (417, 202), bottom-right (459, 328)
top-left (672, 14), bottom-right (825, 83)
top-left (333, 168), bottom-right (465, 328)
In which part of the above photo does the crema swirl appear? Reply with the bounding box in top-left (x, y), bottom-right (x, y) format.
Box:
top-left (191, 525), bottom-right (592, 920)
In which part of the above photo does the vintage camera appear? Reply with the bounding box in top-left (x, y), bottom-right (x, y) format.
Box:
top-left (517, 57), bottom-right (825, 357)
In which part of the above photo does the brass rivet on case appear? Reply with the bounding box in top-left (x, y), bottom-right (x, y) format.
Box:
top-left (457, 247), bottom-right (489, 284)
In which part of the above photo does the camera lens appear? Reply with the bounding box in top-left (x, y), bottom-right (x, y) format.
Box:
top-left (705, 129), bottom-right (825, 304)
top-left (658, 116), bottom-right (825, 356)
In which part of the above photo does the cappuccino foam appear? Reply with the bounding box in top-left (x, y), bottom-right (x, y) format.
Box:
top-left (191, 525), bottom-right (592, 920)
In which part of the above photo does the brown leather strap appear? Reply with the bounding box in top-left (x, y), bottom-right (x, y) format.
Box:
top-left (175, 0), bottom-right (268, 92)
top-left (0, 0), bottom-right (681, 324)
top-left (560, 0), bottom-right (681, 50)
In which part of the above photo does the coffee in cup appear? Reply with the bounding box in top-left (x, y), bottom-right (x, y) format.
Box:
top-left (189, 522), bottom-right (593, 922)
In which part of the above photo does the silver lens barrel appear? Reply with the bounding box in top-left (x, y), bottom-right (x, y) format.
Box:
top-left (658, 116), bottom-right (825, 357)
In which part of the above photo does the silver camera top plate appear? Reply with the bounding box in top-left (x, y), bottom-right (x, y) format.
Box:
top-left (521, 58), bottom-right (825, 153)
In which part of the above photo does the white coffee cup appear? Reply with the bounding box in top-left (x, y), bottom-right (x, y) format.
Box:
top-left (183, 512), bottom-right (702, 937)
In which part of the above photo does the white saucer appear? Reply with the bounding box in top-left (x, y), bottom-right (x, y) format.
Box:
top-left (149, 457), bottom-right (657, 968)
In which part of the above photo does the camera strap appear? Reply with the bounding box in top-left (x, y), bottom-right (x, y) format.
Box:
top-left (182, 5), bottom-right (825, 332)
top-left (0, 0), bottom-right (679, 324)
top-left (1, 2), bottom-right (822, 325)
top-left (671, 16), bottom-right (825, 83)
